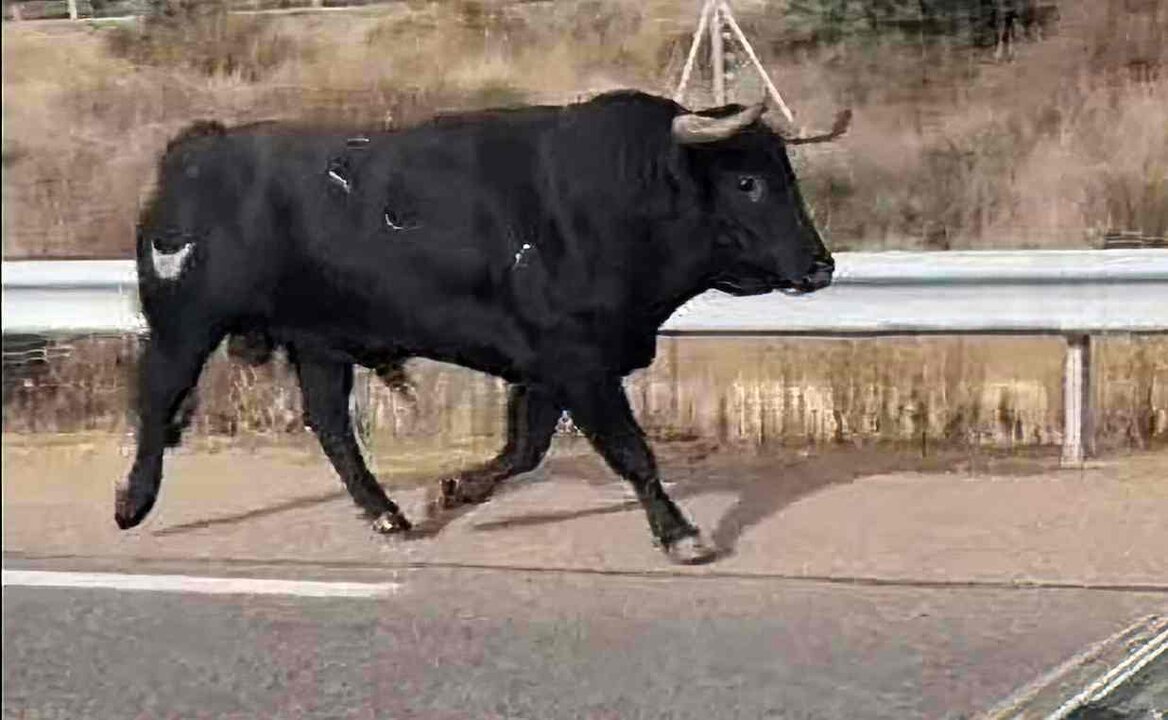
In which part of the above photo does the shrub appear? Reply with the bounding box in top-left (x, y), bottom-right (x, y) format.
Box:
top-left (106, 0), bottom-right (295, 81)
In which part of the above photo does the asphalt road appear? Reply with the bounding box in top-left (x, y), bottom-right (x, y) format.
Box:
top-left (4, 561), bottom-right (1166, 720)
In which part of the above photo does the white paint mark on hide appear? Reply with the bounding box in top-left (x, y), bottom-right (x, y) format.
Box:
top-left (328, 170), bottom-right (351, 194)
top-left (385, 212), bottom-right (406, 231)
top-left (151, 243), bottom-right (192, 280)
top-left (513, 242), bottom-right (534, 267)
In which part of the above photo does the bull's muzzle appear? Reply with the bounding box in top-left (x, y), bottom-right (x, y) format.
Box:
top-left (790, 257), bottom-right (834, 294)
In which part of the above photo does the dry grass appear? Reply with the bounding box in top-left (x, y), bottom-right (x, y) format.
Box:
top-left (5, 335), bottom-right (1166, 454)
top-left (3, 0), bottom-right (1166, 257)
top-left (781, 0), bottom-right (1168, 249)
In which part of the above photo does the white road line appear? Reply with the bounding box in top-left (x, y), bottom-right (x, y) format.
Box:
top-left (1, 570), bottom-right (401, 599)
top-left (1047, 626), bottom-right (1168, 720)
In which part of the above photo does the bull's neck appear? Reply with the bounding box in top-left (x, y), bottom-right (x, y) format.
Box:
top-left (637, 221), bottom-right (717, 328)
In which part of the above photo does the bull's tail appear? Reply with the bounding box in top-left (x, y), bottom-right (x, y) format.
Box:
top-left (374, 359), bottom-right (417, 402)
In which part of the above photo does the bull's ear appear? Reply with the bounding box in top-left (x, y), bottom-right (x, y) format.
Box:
top-left (671, 103), bottom-right (766, 145)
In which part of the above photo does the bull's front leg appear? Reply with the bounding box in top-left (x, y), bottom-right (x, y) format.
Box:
top-left (295, 356), bottom-right (411, 534)
top-left (439, 383), bottom-right (561, 508)
top-left (560, 376), bottom-right (717, 565)
top-left (115, 328), bottom-right (222, 529)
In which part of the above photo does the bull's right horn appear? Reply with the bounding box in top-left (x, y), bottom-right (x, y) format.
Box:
top-left (671, 103), bottom-right (767, 145)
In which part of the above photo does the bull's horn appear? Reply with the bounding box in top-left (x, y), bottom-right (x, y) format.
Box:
top-left (778, 109), bottom-right (853, 145)
top-left (671, 102), bottom-right (767, 144)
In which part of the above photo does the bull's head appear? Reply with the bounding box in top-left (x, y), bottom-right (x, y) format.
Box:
top-left (672, 102), bottom-right (848, 296)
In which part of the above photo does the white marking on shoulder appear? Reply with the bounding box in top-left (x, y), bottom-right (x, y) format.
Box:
top-left (151, 242), bottom-right (193, 280)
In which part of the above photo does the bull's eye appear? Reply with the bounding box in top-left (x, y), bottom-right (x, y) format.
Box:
top-left (737, 175), bottom-right (764, 202)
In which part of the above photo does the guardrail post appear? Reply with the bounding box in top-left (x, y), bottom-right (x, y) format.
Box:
top-left (1061, 333), bottom-right (1094, 465)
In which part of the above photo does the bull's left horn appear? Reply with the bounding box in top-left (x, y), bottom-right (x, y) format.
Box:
top-left (778, 109), bottom-right (853, 145)
top-left (671, 103), bottom-right (767, 144)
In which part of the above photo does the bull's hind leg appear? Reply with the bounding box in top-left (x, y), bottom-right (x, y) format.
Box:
top-left (439, 383), bottom-right (560, 507)
top-left (116, 329), bottom-right (221, 529)
top-left (295, 357), bottom-right (411, 534)
top-left (561, 376), bottom-right (717, 565)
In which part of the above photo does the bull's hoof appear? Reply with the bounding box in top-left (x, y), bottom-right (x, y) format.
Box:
top-left (437, 477), bottom-right (460, 509)
top-left (663, 532), bottom-right (718, 565)
top-left (438, 474), bottom-right (496, 508)
top-left (114, 486), bottom-right (156, 530)
top-left (371, 510), bottom-right (412, 535)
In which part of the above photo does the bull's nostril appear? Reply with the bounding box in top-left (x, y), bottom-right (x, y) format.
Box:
top-left (803, 259), bottom-right (834, 279)
top-left (796, 260), bottom-right (834, 292)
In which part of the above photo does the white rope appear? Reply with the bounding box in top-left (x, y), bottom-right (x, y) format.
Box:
top-left (672, 0), bottom-right (716, 103)
top-left (673, 0), bottom-right (800, 125)
top-left (719, 2), bottom-right (796, 124)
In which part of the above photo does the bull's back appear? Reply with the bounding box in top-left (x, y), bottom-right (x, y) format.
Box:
top-left (253, 119), bottom-right (553, 373)
top-left (140, 107), bottom-right (598, 379)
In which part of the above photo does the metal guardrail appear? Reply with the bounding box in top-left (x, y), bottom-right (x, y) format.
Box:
top-left (2, 260), bottom-right (144, 334)
top-left (662, 250), bottom-right (1168, 335)
top-left (5, 249), bottom-right (1168, 463)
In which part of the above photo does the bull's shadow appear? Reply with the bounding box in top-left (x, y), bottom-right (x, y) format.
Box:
top-left (152, 438), bottom-right (1054, 561)
top-left (465, 442), bottom-right (1057, 558)
top-left (151, 490), bottom-right (340, 537)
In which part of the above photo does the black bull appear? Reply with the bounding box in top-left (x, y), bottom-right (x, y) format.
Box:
top-left (117, 90), bottom-right (840, 564)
